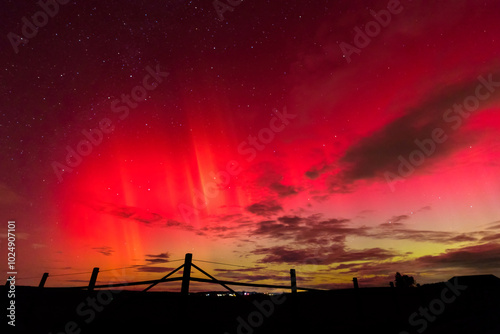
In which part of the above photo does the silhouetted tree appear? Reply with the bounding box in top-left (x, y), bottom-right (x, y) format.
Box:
top-left (395, 272), bottom-right (416, 288)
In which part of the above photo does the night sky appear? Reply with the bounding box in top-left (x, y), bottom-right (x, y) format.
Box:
top-left (1, 0), bottom-right (500, 291)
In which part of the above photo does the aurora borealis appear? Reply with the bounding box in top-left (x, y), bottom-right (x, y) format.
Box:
top-left (1, 0), bottom-right (500, 291)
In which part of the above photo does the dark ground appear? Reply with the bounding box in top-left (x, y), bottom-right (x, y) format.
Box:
top-left (3, 280), bottom-right (500, 334)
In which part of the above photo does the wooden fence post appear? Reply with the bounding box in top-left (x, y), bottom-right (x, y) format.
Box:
top-left (290, 269), bottom-right (297, 295)
top-left (39, 273), bottom-right (49, 288)
top-left (88, 267), bottom-right (100, 291)
top-left (353, 277), bottom-right (359, 289)
top-left (181, 253), bottom-right (192, 296)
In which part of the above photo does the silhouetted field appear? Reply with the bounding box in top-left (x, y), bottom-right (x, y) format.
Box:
top-left (3, 280), bottom-right (500, 334)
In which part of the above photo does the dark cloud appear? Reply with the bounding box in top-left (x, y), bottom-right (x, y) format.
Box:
top-left (253, 247), bottom-right (316, 264)
top-left (480, 233), bottom-right (500, 242)
top-left (379, 215), bottom-right (410, 227)
top-left (325, 176), bottom-right (354, 193)
top-left (252, 216), bottom-right (305, 240)
top-left (448, 234), bottom-right (478, 242)
top-left (270, 182), bottom-right (298, 197)
top-left (253, 220), bottom-right (298, 240)
top-left (305, 169), bottom-right (320, 180)
top-left (246, 212), bottom-right (492, 257)
top-left (84, 200), bottom-right (191, 228)
top-left (310, 70), bottom-right (500, 191)
top-left (146, 252), bottom-right (170, 258)
top-left (390, 215), bottom-right (410, 223)
top-left (369, 228), bottom-right (479, 244)
top-left (311, 194), bottom-right (330, 202)
top-left (251, 214), bottom-right (356, 244)
top-left (244, 226), bottom-right (500, 287)
top-left (253, 245), bottom-right (395, 265)
top-left (486, 221), bottom-right (500, 230)
top-left (277, 215), bottom-right (303, 225)
top-left (324, 242), bottom-right (500, 286)
top-left (200, 210), bottom-right (495, 251)
top-left (248, 161), bottom-right (301, 197)
top-left (305, 162), bottom-right (332, 180)
top-left (379, 222), bottom-right (405, 228)
top-left (332, 260), bottom-right (425, 283)
top-left (241, 217), bottom-right (500, 286)
top-left (246, 200), bottom-right (283, 216)
top-left (416, 242), bottom-right (500, 270)
top-left (145, 258), bottom-right (170, 264)
top-left (87, 201), bottom-right (162, 224)
top-left (145, 252), bottom-right (170, 263)
top-left (246, 211), bottom-right (484, 246)
top-left (165, 219), bottom-right (183, 227)
top-left (199, 225), bottom-right (241, 237)
top-left (93, 246), bottom-right (114, 256)
top-left (197, 215), bottom-right (255, 239)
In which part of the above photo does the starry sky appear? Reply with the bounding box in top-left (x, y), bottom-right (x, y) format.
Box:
top-left (1, 0), bottom-right (500, 291)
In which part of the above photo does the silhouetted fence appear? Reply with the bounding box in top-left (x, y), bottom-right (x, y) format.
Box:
top-left (10, 253), bottom-right (347, 294)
